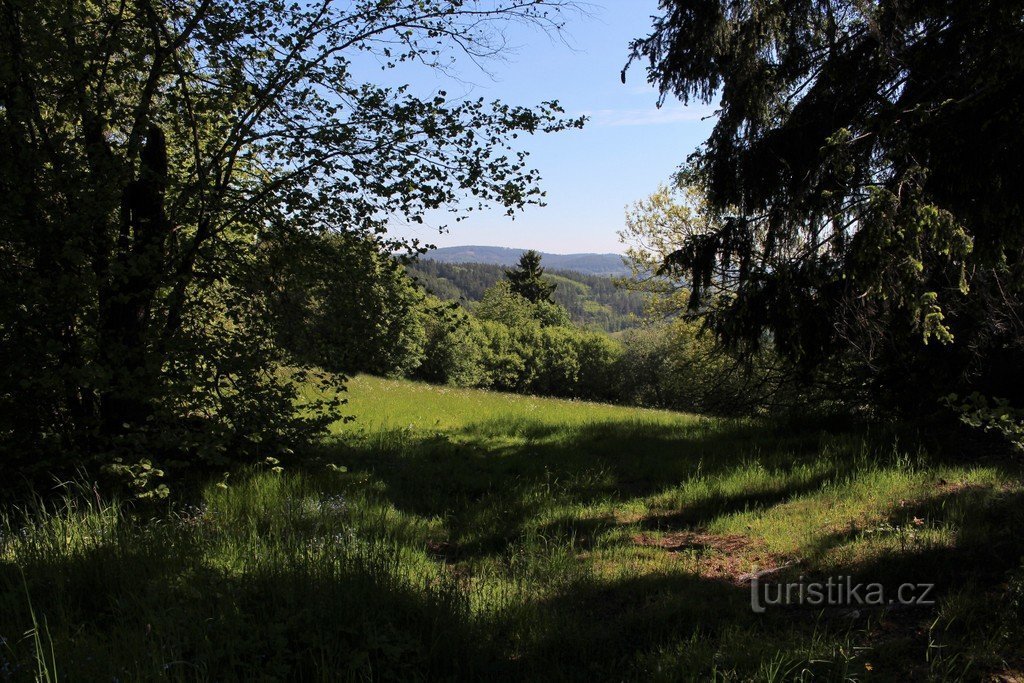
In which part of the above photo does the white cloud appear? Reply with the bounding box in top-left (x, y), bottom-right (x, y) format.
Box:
top-left (623, 83), bottom-right (662, 96)
top-left (580, 105), bottom-right (718, 127)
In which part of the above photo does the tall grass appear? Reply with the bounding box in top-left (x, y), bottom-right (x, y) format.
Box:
top-left (1, 376), bottom-right (1021, 680)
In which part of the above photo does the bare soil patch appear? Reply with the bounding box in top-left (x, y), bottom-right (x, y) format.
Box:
top-left (632, 530), bottom-right (787, 583)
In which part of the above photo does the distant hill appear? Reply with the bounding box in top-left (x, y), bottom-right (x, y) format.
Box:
top-left (423, 245), bottom-right (629, 276)
top-left (407, 260), bottom-right (648, 333)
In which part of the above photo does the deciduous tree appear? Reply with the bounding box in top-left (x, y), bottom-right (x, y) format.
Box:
top-left (0, 0), bottom-right (583, 480)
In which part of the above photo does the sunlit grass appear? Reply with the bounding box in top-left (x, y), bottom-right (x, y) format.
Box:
top-left (2, 375), bottom-right (1022, 680)
top-left (329, 373), bottom-right (708, 435)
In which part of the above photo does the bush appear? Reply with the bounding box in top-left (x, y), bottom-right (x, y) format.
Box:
top-left (268, 235), bottom-right (427, 378)
top-left (415, 302), bottom-right (486, 387)
top-left (478, 320), bottom-right (537, 392)
top-left (532, 327), bottom-right (583, 396)
top-left (617, 320), bottom-right (784, 416)
top-left (576, 333), bottom-right (623, 401)
top-left (476, 281), bottom-right (570, 328)
top-left (946, 392), bottom-right (1024, 453)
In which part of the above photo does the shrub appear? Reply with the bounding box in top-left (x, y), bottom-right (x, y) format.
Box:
top-left (268, 236), bottom-right (427, 378)
top-left (617, 320), bottom-right (783, 416)
top-left (415, 302), bottom-right (486, 387)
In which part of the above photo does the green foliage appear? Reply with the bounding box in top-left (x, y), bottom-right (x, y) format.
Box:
top-left (410, 283), bottom-right (621, 401)
top-left (619, 183), bottom-right (722, 311)
top-left (615, 323), bottom-right (683, 409)
top-left (627, 0), bottom-right (1024, 414)
top-left (478, 281), bottom-right (542, 328)
top-left (0, 0), bottom-right (582, 485)
top-left (618, 187), bottom-right (808, 416)
top-left (571, 331), bottom-right (623, 401)
top-left (527, 327), bottom-right (585, 397)
top-left (505, 249), bottom-right (557, 303)
top-left (945, 393), bottom-right (1024, 453)
top-left (409, 259), bottom-right (648, 332)
top-left (268, 234), bottom-right (427, 377)
top-left (415, 301), bottom-right (487, 387)
top-left (101, 458), bottom-right (169, 500)
top-left (413, 247), bottom-right (786, 412)
top-left (477, 321), bottom-right (537, 392)
top-left (531, 300), bottom-right (574, 329)
top-left (477, 280), bottom-right (571, 329)
top-left (617, 320), bottom-right (785, 416)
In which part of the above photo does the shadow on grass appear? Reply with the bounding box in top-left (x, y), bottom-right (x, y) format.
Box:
top-left (4, 414), bottom-right (1021, 680)
top-left (531, 513), bottom-right (618, 552)
top-left (0, 531), bottom-right (849, 681)
top-left (515, 485), bottom-right (1024, 680)
top-left (804, 485), bottom-right (1024, 588)
top-left (310, 417), bottom-right (854, 565)
top-left (319, 417), bottom-right (833, 517)
top-left (636, 472), bottom-right (836, 532)
top-left (1, 475), bottom-right (1020, 680)
top-left (0, 532), bottom-right (485, 681)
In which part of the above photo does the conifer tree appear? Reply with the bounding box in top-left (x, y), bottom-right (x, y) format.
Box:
top-left (505, 250), bottom-right (557, 303)
top-left (627, 0), bottom-right (1024, 412)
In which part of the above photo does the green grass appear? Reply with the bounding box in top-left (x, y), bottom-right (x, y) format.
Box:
top-left (2, 375), bottom-right (1023, 681)
top-left (328, 374), bottom-right (695, 432)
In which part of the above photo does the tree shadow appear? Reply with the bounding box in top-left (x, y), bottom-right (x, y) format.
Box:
top-left (493, 571), bottom-right (753, 679)
top-left (311, 416), bottom-right (856, 568)
top-left (317, 416), bottom-right (836, 519)
top-left (2, 468), bottom-right (1020, 680)
top-left (636, 472), bottom-right (836, 532)
top-left (0, 526), bottom-right (485, 680)
top-left (498, 483), bottom-right (1024, 679)
top-left (803, 485), bottom-right (1024, 589)
top-left (532, 513), bottom-right (619, 552)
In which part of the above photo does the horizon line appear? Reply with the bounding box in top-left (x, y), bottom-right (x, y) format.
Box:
top-left (424, 244), bottom-right (626, 257)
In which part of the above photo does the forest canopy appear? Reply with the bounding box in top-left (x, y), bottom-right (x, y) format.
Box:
top-left (627, 0), bottom-right (1024, 416)
top-left (0, 0), bottom-right (583, 485)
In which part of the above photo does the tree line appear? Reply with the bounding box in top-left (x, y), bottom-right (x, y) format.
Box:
top-left (280, 246), bottom-right (783, 417)
top-left (408, 259), bottom-right (649, 332)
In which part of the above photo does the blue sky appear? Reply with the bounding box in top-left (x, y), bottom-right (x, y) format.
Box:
top-left (385, 1), bottom-right (717, 255)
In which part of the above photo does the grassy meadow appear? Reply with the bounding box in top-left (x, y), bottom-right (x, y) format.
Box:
top-left (2, 375), bottom-right (1023, 681)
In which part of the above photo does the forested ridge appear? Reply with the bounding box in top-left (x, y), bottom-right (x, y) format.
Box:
top-left (422, 245), bottom-right (629, 275)
top-left (408, 258), bottom-right (649, 332)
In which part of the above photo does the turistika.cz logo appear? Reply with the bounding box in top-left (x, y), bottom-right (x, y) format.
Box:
top-left (750, 575), bottom-right (936, 613)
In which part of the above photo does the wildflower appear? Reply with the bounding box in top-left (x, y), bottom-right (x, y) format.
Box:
top-left (318, 495), bottom-right (348, 514)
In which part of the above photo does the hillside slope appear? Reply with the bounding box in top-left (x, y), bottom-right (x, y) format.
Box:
top-left (408, 260), bottom-right (647, 332)
top-left (4, 374), bottom-right (1022, 680)
top-left (424, 245), bottom-right (629, 276)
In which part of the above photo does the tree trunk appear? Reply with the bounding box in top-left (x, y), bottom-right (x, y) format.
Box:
top-left (98, 124), bottom-right (170, 438)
